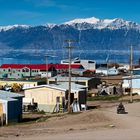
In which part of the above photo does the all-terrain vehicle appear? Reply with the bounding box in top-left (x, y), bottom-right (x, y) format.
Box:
top-left (117, 102), bottom-right (125, 114)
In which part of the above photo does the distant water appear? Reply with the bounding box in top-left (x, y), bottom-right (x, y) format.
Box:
top-left (0, 50), bottom-right (139, 65)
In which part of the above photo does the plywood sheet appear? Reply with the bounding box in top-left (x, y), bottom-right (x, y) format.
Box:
top-left (0, 103), bottom-right (3, 115)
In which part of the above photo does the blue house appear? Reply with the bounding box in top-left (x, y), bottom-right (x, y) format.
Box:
top-left (133, 68), bottom-right (140, 75)
top-left (0, 90), bottom-right (24, 125)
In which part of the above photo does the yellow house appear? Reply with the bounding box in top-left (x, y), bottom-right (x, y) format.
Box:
top-left (0, 80), bottom-right (38, 88)
top-left (24, 83), bottom-right (87, 112)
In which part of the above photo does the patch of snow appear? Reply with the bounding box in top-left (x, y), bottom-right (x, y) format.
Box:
top-left (64, 17), bottom-right (100, 25)
top-left (44, 23), bottom-right (56, 28)
top-left (64, 17), bottom-right (140, 30)
top-left (0, 24), bottom-right (30, 31)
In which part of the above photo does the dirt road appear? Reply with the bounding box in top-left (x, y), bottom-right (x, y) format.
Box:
top-left (1, 102), bottom-right (140, 140)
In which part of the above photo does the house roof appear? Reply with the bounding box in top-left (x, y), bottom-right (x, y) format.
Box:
top-left (24, 83), bottom-right (87, 92)
top-left (51, 83), bottom-right (87, 92)
top-left (0, 64), bottom-right (82, 70)
top-left (0, 90), bottom-right (24, 101)
top-left (0, 64), bottom-right (51, 70)
top-left (0, 98), bottom-right (17, 102)
top-left (53, 64), bottom-right (83, 69)
top-left (49, 76), bottom-right (91, 81)
top-left (23, 84), bottom-right (66, 91)
top-left (123, 75), bottom-right (140, 79)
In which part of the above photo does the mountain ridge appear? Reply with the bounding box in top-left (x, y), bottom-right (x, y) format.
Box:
top-left (0, 17), bottom-right (140, 31)
top-left (0, 17), bottom-right (140, 62)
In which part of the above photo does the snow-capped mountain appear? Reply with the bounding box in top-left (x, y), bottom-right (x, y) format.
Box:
top-left (0, 17), bottom-right (140, 61)
top-left (64, 17), bottom-right (140, 30)
top-left (0, 17), bottom-right (139, 31)
top-left (0, 24), bottom-right (30, 31)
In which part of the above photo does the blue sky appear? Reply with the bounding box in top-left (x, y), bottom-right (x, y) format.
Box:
top-left (0, 0), bottom-right (140, 25)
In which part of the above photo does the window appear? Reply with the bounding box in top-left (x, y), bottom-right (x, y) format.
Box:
top-left (26, 68), bottom-right (29, 72)
top-left (62, 61), bottom-right (69, 63)
top-left (88, 61), bottom-right (95, 63)
top-left (22, 68), bottom-right (29, 72)
top-left (74, 61), bottom-right (80, 63)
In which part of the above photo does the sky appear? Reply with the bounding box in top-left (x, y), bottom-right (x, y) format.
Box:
top-left (0, 0), bottom-right (140, 26)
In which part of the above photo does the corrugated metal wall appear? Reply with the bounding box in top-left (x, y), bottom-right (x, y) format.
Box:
top-left (8, 97), bottom-right (23, 123)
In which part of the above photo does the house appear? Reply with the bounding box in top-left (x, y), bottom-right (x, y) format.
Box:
top-left (0, 90), bottom-right (24, 125)
top-left (61, 58), bottom-right (96, 71)
top-left (122, 75), bottom-right (140, 95)
top-left (24, 83), bottom-right (87, 113)
top-left (0, 64), bottom-right (57, 79)
top-left (133, 68), bottom-right (140, 75)
top-left (71, 69), bottom-right (95, 76)
top-left (96, 67), bottom-right (119, 75)
top-left (0, 80), bottom-right (40, 91)
top-left (53, 64), bottom-right (83, 74)
top-left (0, 64), bottom-right (82, 79)
top-left (48, 76), bottom-right (101, 90)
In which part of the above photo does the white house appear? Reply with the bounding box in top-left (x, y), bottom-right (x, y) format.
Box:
top-left (122, 75), bottom-right (140, 95)
top-left (96, 67), bottom-right (119, 75)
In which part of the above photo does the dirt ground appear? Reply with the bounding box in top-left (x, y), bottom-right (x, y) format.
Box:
top-left (1, 101), bottom-right (140, 140)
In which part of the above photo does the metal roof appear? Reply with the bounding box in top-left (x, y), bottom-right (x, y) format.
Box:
top-left (50, 82), bottom-right (87, 92)
top-left (0, 64), bottom-right (82, 70)
top-left (24, 82), bottom-right (87, 92)
top-left (123, 75), bottom-right (140, 79)
top-left (0, 97), bottom-right (17, 102)
top-left (0, 90), bottom-right (24, 101)
top-left (49, 76), bottom-right (92, 81)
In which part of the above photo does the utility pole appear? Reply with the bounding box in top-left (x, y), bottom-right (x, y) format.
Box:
top-left (65, 39), bottom-right (75, 113)
top-left (45, 54), bottom-right (56, 85)
top-left (46, 55), bottom-right (48, 84)
top-left (130, 45), bottom-right (133, 103)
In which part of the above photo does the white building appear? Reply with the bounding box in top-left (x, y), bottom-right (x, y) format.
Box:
top-left (122, 75), bottom-right (140, 95)
top-left (96, 67), bottom-right (119, 75)
top-left (61, 58), bottom-right (96, 71)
